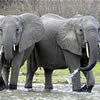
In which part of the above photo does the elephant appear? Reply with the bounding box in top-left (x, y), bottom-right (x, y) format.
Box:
top-left (25, 13), bottom-right (100, 92)
top-left (0, 13), bottom-right (45, 90)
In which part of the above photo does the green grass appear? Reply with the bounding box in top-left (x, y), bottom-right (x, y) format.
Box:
top-left (92, 62), bottom-right (100, 83)
top-left (18, 62), bottom-right (100, 84)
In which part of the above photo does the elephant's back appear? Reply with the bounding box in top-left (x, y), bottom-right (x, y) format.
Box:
top-left (41, 14), bottom-right (65, 40)
top-left (41, 13), bottom-right (66, 21)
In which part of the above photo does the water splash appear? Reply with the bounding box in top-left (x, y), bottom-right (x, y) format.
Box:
top-left (0, 83), bottom-right (100, 100)
top-left (66, 68), bottom-right (79, 85)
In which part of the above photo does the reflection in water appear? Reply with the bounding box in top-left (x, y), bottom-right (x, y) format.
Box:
top-left (0, 83), bottom-right (100, 100)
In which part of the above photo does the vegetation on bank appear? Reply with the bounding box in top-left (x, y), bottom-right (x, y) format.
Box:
top-left (18, 62), bottom-right (100, 84)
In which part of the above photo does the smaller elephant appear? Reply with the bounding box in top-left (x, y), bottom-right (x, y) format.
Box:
top-left (0, 13), bottom-right (45, 90)
top-left (25, 13), bottom-right (100, 92)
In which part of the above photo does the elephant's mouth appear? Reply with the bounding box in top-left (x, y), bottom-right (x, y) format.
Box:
top-left (80, 47), bottom-right (89, 67)
top-left (1, 53), bottom-right (11, 66)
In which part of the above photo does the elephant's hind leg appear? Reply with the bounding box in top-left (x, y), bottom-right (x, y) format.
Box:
top-left (25, 66), bottom-right (37, 89)
top-left (25, 55), bottom-right (37, 89)
top-left (44, 68), bottom-right (53, 89)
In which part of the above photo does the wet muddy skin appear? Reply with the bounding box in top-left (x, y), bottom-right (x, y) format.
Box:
top-left (0, 83), bottom-right (100, 100)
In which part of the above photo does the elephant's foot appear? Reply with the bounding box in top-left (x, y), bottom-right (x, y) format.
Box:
top-left (25, 83), bottom-right (32, 89)
top-left (0, 77), bottom-right (7, 91)
top-left (80, 84), bottom-right (93, 93)
top-left (45, 85), bottom-right (53, 89)
top-left (9, 84), bottom-right (17, 90)
top-left (74, 84), bottom-right (93, 93)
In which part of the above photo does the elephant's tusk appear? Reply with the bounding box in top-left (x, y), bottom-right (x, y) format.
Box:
top-left (86, 42), bottom-right (89, 58)
top-left (0, 46), bottom-right (3, 55)
top-left (13, 44), bottom-right (16, 51)
top-left (66, 68), bottom-right (79, 84)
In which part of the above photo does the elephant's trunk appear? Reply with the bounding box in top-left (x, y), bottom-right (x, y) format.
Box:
top-left (2, 29), bottom-right (15, 61)
top-left (80, 32), bottom-right (98, 71)
top-left (4, 42), bottom-right (13, 61)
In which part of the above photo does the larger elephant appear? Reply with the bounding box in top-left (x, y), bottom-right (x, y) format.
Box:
top-left (0, 13), bottom-right (45, 90)
top-left (25, 13), bottom-right (100, 92)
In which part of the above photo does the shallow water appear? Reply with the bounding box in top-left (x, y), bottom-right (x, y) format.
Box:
top-left (0, 83), bottom-right (100, 100)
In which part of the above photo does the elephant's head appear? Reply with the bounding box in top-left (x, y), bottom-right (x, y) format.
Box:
top-left (57, 16), bottom-right (100, 71)
top-left (0, 13), bottom-right (44, 65)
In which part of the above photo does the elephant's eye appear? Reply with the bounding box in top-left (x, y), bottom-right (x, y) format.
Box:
top-left (16, 29), bottom-right (19, 32)
top-left (0, 29), bottom-right (2, 32)
top-left (80, 29), bottom-right (83, 32)
top-left (0, 29), bottom-right (3, 35)
top-left (98, 28), bottom-right (100, 32)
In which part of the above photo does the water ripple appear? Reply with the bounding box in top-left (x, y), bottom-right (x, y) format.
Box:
top-left (0, 83), bottom-right (100, 100)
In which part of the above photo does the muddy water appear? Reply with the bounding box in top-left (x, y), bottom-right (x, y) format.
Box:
top-left (0, 83), bottom-right (100, 100)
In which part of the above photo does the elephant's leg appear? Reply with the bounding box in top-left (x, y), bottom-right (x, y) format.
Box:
top-left (44, 68), bottom-right (53, 89)
top-left (69, 66), bottom-right (81, 92)
top-left (81, 70), bottom-right (95, 92)
top-left (0, 58), bottom-right (6, 90)
top-left (2, 66), bottom-right (10, 88)
top-left (25, 52), bottom-right (38, 88)
top-left (25, 66), bottom-right (37, 89)
top-left (0, 75), bottom-right (6, 91)
top-left (25, 58), bottom-right (37, 88)
top-left (9, 65), bottom-right (20, 89)
top-left (9, 52), bottom-right (26, 89)
top-left (0, 65), bottom-right (6, 90)
top-left (63, 51), bottom-right (81, 91)
top-left (25, 67), bottom-right (37, 88)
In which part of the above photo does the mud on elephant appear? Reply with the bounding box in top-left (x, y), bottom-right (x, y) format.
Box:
top-left (25, 13), bottom-right (100, 93)
top-left (0, 13), bottom-right (45, 90)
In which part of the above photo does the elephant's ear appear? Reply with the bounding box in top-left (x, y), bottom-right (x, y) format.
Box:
top-left (56, 22), bottom-right (82, 55)
top-left (18, 13), bottom-right (44, 52)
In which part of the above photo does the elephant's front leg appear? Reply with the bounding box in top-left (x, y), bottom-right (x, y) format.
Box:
top-left (0, 65), bottom-right (6, 91)
top-left (9, 65), bottom-right (20, 89)
top-left (0, 76), bottom-right (6, 91)
top-left (63, 51), bottom-right (81, 91)
top-left (9, 51), bottom-right (25, 89)
top-left (81, 70), bottom-right (95, 92)
top-left (69, 67), bottom-right (81, 92)
top-left (2, 66), bottom-right (10, 88)
top-left (0, 57), bottom-right (6, 90)
top-left (44, 68), bottom-right (53, 89)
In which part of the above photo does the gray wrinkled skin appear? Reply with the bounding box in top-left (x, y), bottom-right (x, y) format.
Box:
top-left (25, 13), bottom-right (100, 92)
top-left (0, 13), bottom-right (45, 90)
